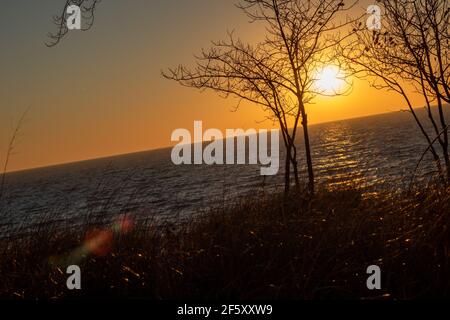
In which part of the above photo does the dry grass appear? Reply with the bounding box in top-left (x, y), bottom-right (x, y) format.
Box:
top-left (0, 183), bottom-right (449, 300)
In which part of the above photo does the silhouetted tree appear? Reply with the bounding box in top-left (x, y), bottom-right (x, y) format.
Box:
top-left (165, 33), bottom-right (300, 193)
top-left (342, 0), bottom-right (450, 181)
top-left (165, 0), bottom-right (356, 195)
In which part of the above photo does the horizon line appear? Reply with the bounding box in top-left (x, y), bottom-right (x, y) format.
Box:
top-left (1, 108), bottom-right (424, 175)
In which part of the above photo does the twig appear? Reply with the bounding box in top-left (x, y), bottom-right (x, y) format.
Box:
top-left (409, 124), bottom-right (450, 190)
top-left (0, 108), bottom-right (30, 202)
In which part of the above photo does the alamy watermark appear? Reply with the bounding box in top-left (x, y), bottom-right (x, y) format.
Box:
top-left (367, 5), bottom-right (382, 30)
top-left (366, 265), bottom-right (382, 290)
top-left (66, 5), bottom-right (81, 30)
top-left (66, 265), bottom-right (81, 290)
top-left (171, 121), bottom-right (279, 176)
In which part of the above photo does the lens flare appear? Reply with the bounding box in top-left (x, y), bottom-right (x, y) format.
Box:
top-left (49, 214), bottom-right (134, 266)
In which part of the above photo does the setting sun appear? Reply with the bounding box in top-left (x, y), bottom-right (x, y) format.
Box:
top-left (315, 65), bottom-right (346, 95)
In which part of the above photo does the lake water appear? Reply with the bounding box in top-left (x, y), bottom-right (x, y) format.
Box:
top-left (0, 109), bottom-right (446, 237)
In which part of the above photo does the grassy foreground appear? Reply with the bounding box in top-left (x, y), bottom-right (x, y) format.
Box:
top-left (0, 184), bottom-right (449, 300)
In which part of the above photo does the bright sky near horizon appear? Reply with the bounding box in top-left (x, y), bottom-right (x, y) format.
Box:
top-left (0, 0), bottom-right (424, 173)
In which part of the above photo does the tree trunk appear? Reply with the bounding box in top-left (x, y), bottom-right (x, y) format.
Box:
top-left (280, 126), bottom-right (292, 194)
top-left (301, 112), bottom-right (315, 195)
top-left (284, 145), bottom-right (291, 194)
top-left (290, 144), bottom-right (300, 188)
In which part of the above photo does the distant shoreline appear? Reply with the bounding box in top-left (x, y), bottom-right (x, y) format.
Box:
top-left (3, 108), bottom-right (413, 176)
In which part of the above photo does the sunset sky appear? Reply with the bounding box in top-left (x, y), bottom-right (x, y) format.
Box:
top-left (0, 0), bottom-right (424, 173)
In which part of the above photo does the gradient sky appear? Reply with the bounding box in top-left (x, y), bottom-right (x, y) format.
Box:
top-left (0, 0), bottom-right (424, 172)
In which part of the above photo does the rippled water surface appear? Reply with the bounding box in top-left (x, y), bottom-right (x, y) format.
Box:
top-left (0, 109), bottom-right (446, 236)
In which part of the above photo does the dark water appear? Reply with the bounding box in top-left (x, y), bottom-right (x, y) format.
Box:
top-left (0, 109), bottom-right (446, 237)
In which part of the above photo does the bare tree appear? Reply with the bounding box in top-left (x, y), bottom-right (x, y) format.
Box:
top-left (165, 0), bottom-right (357, 195)
top-left (47, 0), bottom-right (101, 47)
top-left (164, 33), bottom-right (299, 193)
top-left (341, 0), bottom-right (450, 181)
